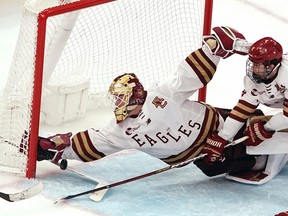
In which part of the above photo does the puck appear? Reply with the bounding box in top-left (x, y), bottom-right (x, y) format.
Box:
top-left (60, 159), bottom-right (68, 170)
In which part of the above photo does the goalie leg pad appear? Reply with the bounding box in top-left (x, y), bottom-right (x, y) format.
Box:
top-left (264, 153), bottom-right (288, 176)
top-left (226, 154), bottom-right (288, 185)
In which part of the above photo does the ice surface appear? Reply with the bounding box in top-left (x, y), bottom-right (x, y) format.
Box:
top-left (1, 0), bottom-right (288, 215)
top-left (36, 149), bottom-right (288, 216)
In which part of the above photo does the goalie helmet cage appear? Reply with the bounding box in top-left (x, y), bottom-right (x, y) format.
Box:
top-left (0, 0), bottom-right (213, 178)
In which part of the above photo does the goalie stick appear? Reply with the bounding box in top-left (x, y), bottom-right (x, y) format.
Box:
top-left (0, 182), bottom-right (43, 202)
top-left (54, 136), bottom-right (248, 204)
top-left (55, 159), bottom-right (109, 201)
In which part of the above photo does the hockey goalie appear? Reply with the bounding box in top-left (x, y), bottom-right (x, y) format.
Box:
top-left (37, 26), bottom-right (288, 185)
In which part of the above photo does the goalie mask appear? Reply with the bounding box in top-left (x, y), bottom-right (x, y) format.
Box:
top-left (109, 73), bottom-right (147, 123)
top-left (246, 37), bottom-right (283, 84)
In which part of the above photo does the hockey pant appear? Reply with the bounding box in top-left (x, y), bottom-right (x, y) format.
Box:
top-left (194, 143), bottom-right (256, 177)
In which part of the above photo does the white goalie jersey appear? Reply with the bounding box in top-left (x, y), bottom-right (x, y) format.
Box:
top-left (62, 45), bottom-right (225, 164)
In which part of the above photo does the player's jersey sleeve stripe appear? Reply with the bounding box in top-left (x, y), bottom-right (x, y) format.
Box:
top-left (283, 98), bottom-right (288, 117)
top-left (162, 104), bottom-right (220, 164)
top-left (185, 49), bottom-right (216, 86)
top-left (71, 130), bottom-right (106, 161)
top-left (229, 99), bottom-right (257, 122)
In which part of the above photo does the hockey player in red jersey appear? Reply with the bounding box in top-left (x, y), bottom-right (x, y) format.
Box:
top-left (200, 37), bottom-right (288, 184)
top-left (37, 26), bottom-right (269, 180)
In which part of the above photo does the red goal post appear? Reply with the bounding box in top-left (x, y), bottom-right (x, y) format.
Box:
top-left (0, 0), bottom-right (213, 178)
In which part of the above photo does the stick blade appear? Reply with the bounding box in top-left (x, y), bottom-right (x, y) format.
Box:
top-left (5, 182), bottom-right (43, 202)
top-left (89, 181), bottom-right (109, 202)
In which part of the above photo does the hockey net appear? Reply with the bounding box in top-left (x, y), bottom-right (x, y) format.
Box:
top-left (0, 0), bottom-right (213, 178)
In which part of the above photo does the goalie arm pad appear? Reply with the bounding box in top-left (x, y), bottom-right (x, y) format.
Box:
top-left (203, 26), bottom-right (251, 59)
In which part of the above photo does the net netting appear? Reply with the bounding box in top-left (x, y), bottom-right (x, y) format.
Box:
top-left (0, 0), bottom-right (208, 176)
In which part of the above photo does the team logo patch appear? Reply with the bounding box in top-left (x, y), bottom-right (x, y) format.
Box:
top-left (125, 125), bottom-right (140, 135)
top-left (275, 83), bottom-right (285, 93)
top-left (152, 96), bottom-right (167, 108)
top-left (251, 88), bottom-right (258, 96)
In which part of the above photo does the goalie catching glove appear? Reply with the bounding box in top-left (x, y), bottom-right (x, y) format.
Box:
top-left (243, 120), bottom-right (275, 146)
top-left (203, 26), bottom-right (250, 59)
top-left (37, 132), bottom-right (72, 163)
top-left (201, 133), bottom-right (228, 164)
top-left (275, 211), bottom-right (288, 216)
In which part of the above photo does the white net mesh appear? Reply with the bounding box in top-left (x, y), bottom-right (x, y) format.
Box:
top-left (0, 0), bottom-right (208, 176)
top-left (49, 0), bottom-right (205, 106)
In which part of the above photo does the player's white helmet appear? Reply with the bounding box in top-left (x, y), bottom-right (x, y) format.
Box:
top-left (109, 73), bottom-right (147, 123)
top-left (246, 37), bottom-right (283, 84)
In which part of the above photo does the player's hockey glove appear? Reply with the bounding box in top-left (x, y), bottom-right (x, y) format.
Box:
top-left (203, 26), bottom-right (249, 59)
top-left (37, 132), bottom-right (72, 163)
top-left (275, 211), bottom-right (288, 216)
top-left (243, 120), bottom-right (274, 146)
top-left (201, 133), bottom-right (228, 164)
